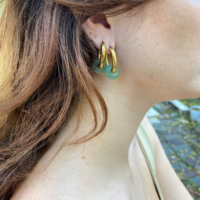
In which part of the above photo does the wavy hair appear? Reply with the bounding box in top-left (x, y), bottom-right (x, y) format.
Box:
top-left (0, 0), bottom-right (148, 198)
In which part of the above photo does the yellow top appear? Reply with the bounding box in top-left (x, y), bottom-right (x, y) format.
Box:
top-left (136, 123), bottom-right (164, 200)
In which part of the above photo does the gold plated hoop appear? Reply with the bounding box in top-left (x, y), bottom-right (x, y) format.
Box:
top-left (105, 46), bottom-right (117, 73)
top-left (98, 41), bottom-right (106, 69)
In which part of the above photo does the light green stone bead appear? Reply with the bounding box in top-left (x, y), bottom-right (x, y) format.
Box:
top-left (104, 64), bottom-right (120, 80)
top-left (92, 58), bottom-right (107, 74)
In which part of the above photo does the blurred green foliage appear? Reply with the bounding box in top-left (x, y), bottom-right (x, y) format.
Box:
top-left (181, 98), bottom-right (200, 107)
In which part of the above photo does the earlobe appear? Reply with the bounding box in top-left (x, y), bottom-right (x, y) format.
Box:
top-left (81, 14), bottom-right (115, 54)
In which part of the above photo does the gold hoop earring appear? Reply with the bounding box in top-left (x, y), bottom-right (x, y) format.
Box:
top-left (91, 41), bottom-right (107, 73)
top-left (104, 46), bottom-right (120, 80)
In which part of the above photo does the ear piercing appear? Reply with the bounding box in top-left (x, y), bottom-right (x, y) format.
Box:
top-left (91, 41), bottom-right (120, 80)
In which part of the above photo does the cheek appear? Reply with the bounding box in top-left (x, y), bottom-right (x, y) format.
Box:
top-left (130, 1), bottom-right (200, 97)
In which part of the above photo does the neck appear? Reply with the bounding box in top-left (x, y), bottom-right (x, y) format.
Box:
top-left (51, 66), bottom-right (157, 179)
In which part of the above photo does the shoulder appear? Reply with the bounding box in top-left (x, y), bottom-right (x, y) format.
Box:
top-left (10, 173), bottom-right (77, 200)
top-left (10, 158), bottom-right (65, 199)
top-left (10, 173), bottom-right (49, 200)
top-left (10, 145), bottom-right (84, 200)
top-left (140, 116), bottom-right (158, 151)
top-left (140, 116), bottom-right (167, 170)
top-left (140, 116), bottom-right (194, 200)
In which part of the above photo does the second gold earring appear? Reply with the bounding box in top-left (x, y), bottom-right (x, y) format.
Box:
top-left (91, 41), bottom-right (107, 73)
top-left (104, 46), bottom-right (120, 80)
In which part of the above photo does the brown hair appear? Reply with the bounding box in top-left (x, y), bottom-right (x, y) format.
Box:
top-left (0, 0), bottom-right (148, 198)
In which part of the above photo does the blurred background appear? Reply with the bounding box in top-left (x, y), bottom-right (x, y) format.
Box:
top-left (146, 98), bottom-right (200, 199)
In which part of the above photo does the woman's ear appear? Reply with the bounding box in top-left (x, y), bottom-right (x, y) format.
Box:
top-left (81, 14), bottom-right (115, 54)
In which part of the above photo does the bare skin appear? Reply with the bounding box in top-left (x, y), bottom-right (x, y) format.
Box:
top-left (11, 0), bottom-right (200, 199)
